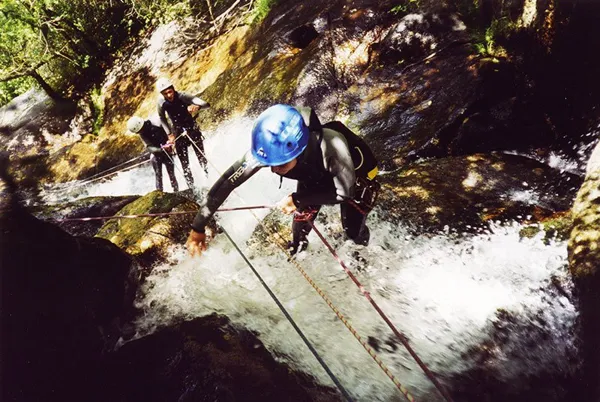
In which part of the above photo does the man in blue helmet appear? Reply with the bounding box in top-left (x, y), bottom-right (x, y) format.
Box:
top-left (186, 104), bottom-right (380, 257)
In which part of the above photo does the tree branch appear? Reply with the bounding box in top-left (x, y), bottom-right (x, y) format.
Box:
top-left (0, 60), bottom-right (48, 83)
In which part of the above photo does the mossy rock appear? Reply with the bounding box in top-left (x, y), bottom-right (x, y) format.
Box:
top-left (96, 191), bottom-right (199, 264)
top-left (378, 153), bottom-right (580, 234)
top-left (519, 211), bottom-right (573, 243)
top-left (31, 195), bottom-right (139, 237)
top-left (245, 207), bottom-right (341, 258)
top-left (47, 132), bottom-right (144, 183)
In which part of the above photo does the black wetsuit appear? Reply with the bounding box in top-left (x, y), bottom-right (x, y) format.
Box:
top-left (138, 120), bottom-right (178, 192)
top-left (191, 107), bottom-right (379, 250)
top-left (158, 91), bottom-right (209, 187)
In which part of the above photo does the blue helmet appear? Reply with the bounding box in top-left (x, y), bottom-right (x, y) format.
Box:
top-left (251, 104), bottom-right (309, 166)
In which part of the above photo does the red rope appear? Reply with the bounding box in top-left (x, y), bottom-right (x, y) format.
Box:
top-left (304, 218), bottom-right (455, 402)
top-left (53, 205), bottom-right (274, 222)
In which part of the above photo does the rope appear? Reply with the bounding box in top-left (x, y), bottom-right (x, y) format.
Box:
top-left (266, 228), bottom-right (416, 402)
top-left (161, 145), bottom-right (190, 188)
top-left (43, 155), bottom-right (152, 194)
top-left (220, 227), bottom-right (354, 402)
top-left (48, 158), bottom-right (153, 193)
top-left (306, 220), bottom-right (454, 402)
top-left (186, 139), bottom-right (416, 401)
top-left (53, 205), bottom-right (274, 222)
top-left (82, 153), bottom-right (150, 182)
top-left (45, 130), bottom-right (190, 195)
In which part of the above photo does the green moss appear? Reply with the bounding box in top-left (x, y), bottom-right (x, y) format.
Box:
top-left (519, 211), bottom-right (573, 243)
top-left (96, 191), bottom-right (198, 257)
top-left (32, 195), bottom-right (137, 219)
top-left (246, 210), bottom-right (291, 256)
top-left (389, 0), bottom-right (420, 15)
top-left (519, 225), bottom-right (541, 239)
top-left (90, 85), bottom-right (105, 135)
top-left (202, 44), bottom-right (306, 115)
top-left (251, 0), bottom-right (279, 23)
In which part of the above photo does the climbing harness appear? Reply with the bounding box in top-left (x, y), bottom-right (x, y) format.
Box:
top-left (293, 208), bottom-right (319, 222)
top-left (354, 177), bottom-right (381, 210)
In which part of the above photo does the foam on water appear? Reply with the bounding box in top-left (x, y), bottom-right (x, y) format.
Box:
top-left (135, 212), bottom-right (575, 401)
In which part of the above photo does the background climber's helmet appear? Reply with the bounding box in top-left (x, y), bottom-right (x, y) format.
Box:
top-left (156, 77), bottom-right (174, 93)
top-left (127, 116), bottom-right (145, 133)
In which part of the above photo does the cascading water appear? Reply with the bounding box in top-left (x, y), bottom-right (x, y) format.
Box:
top-left (51, 115), bottom-right (579, 401)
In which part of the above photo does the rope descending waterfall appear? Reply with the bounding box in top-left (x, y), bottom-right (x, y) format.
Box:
top-left (305, 219), bottom-right (454, 402)
top-left (186, 136), bottom-right (418, 401)
top-left (42, 154), bottom-right (152, 194)
top-left (220, 227), bottom-right (354, 402)
top-left (47, 130), bottom-right (441, 401)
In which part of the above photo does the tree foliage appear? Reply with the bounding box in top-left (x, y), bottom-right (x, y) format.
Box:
top-left (0, 0), bottom-right (136, 105)
top-left (0, 0), bottom-right (266, 107)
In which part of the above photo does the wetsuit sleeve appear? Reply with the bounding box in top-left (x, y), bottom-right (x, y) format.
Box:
top-left (179, 92), bottom-right (210, 109)
top-left (191, 151), bottom-right (263, 232)
top-left (292, 129), bottom-right (355, 208)
top-left (157, 98), bottom-right (173, 134)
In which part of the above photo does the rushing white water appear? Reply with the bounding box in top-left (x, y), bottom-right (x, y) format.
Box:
top-left (61, 115), bottom-right (578, 401)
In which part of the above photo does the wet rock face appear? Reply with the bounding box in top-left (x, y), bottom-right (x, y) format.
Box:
top-left (568, 141), bottom-right (600, 401)
top-left (0, 90), bottom-right (79, 187)
top-left (94, 190), bottom-right (215, 269)
top-left (246, 210), bottom-right (292, 257)
top-left (101, 315), bottom-right (341, 402)
top-left (377, 153), bottom-right (581, 234)
top-left (0, 89), bottom-right (77, 155)
top-left (0, 171), bottom-right (138, 401)
top-left (375, 12), bottom-right (466, 65)
top-left (449, 292), bottom-right (582, 402)
top-left (288, 24), bottom-right (320, 49)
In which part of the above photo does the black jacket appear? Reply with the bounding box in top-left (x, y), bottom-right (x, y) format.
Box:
top-left (157, 91), bottom-right (208, 134)
top-left (139, 120), bottom-right (170, 154)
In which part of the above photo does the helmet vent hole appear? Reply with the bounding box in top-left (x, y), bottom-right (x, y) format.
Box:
top-left (286, 142), bottom-right (294, 149)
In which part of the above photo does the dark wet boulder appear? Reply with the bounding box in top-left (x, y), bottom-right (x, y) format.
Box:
top-left (31, 195), bottom-right (140, 237)
top-left (246, 210), bottom-right (292, 257)
top-left (448, 297), bottom-right (581, 402)
top-left (377, 153), bottom-right (581, 234)
top-left (0, 90), bottom-right (78, 187)
top-left (374, 12), bottom-right (468, 65)
top-left (100, 314), bottom-right (342, 402)
top-left (568, 143), bottom-right (600, 401)
top-left (0, 89), bottom-right (77, 155)
top-left (0, 163), bottom-right (138, 401)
